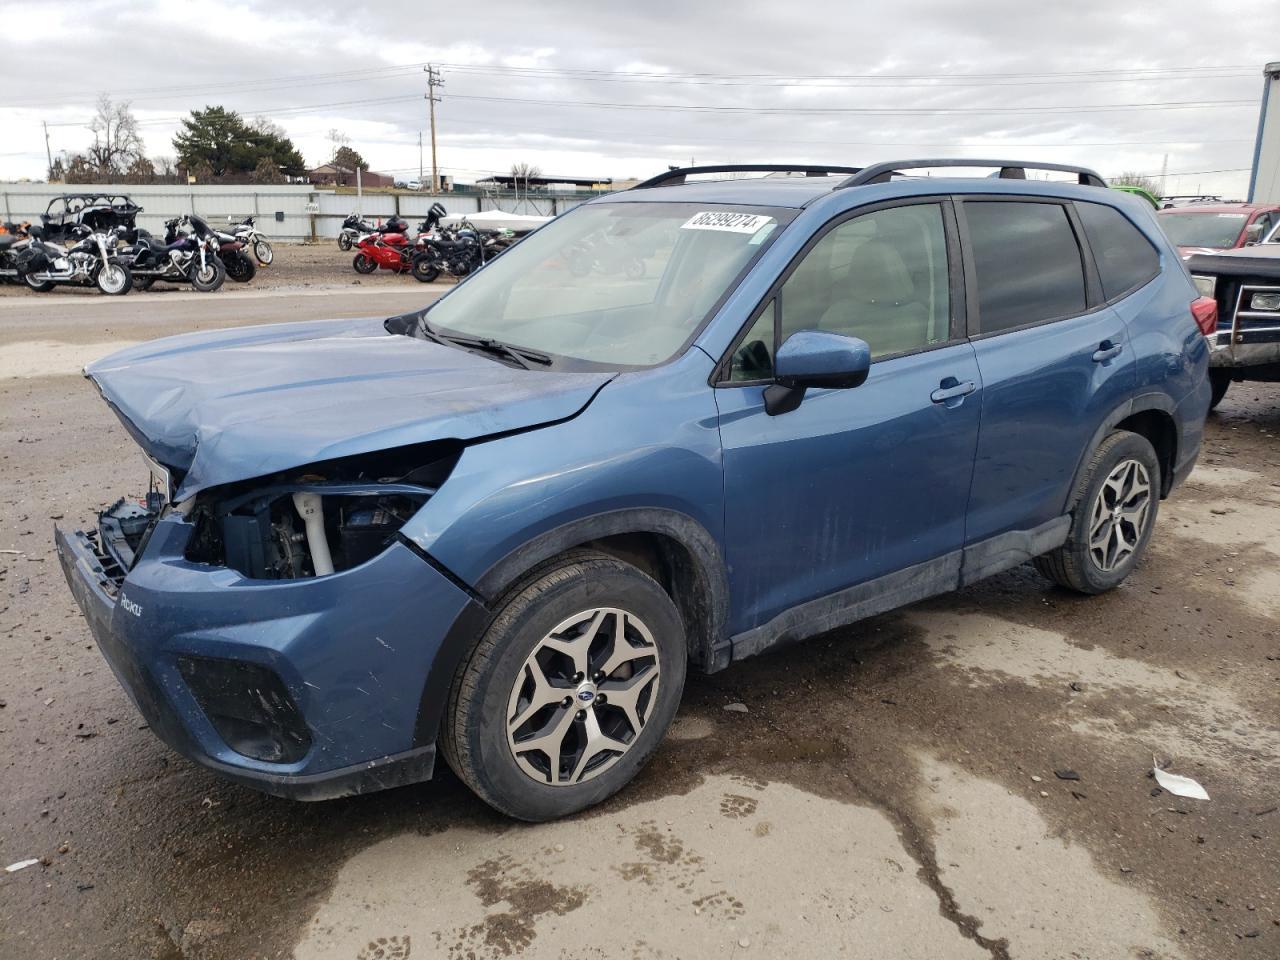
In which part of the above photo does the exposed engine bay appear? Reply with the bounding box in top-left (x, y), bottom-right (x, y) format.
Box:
top-left (101, 442), bottom-right (460, 582)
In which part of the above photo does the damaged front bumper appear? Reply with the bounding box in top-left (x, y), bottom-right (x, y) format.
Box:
top-left (55, 508), bottom-right (475, 800)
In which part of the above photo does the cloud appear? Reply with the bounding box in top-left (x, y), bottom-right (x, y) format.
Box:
top-left (1, 0), bottom-right (1277, 195)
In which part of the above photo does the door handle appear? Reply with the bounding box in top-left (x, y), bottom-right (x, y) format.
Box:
top-left (930, 378), bottom-right (977, 403)
top-left (1092, 340), bottom-right (1123, 363)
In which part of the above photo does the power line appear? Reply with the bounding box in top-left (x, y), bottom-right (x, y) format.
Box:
top-left (447, 93), bottom-right (1259, 116)
top-left (438, 63), bottom-right (1258, 90)
top-left (4, 59), bottom-right (1261, 110)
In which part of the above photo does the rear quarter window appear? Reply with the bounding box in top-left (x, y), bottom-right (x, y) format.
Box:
top-left (964, 201), bottom-right (1087, 334)
top-left (1076, 201), bottom-right (1160, 300)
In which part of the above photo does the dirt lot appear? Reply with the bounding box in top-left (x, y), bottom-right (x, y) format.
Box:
top-left (0, 276), bottom-right (1277, 960)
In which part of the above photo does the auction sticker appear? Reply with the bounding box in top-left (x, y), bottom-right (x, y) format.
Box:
top-left (681, 211), bottom-right (774, 233)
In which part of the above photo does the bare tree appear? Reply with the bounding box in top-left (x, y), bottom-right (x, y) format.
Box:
top-left (124, 155), bottom-right (155, 183)
top-left (327, 128), bottom-right (351, 163)
top-left (1111, 171), bottom-right (1162, 197)
top-left (511, 161), bottom-right (542, 200)
top-left (86, 95), bottom-right (145, 177)
top-left (251, 115), bottom-right (287, 140)
top-left (153, 155), bottom-right (178, 178)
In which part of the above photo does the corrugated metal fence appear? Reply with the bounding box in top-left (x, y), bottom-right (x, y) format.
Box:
top-left (0, 183), bottom-right (597, 241)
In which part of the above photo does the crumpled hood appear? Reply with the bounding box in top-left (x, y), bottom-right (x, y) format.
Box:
top-left (85, 316), bottom-right (613, 499)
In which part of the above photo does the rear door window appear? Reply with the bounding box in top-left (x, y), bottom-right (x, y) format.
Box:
top-left (964, 201), bottom-right (1087, 334)
top-left (1075, 201), bottom-right (1160, 300)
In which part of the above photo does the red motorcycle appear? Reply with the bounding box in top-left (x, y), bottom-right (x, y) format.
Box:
top-left (351, 217), bottom-right (415, 275)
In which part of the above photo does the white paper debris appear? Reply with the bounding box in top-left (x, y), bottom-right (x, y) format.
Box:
top-left (5, 858), bottom-right (40, 873)
top-left (1153, 766), bottom-right (1210, 801)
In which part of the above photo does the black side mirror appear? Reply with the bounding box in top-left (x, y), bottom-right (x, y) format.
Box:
top-left (764, 330), bottom-right (872, 415)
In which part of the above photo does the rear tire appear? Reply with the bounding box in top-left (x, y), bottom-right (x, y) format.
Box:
top-left (441, 553), bottom-right (686, 822)
top-left (411, 255), bottom-right (440, 283)
top-left (1208, 369), bottom-right (1231, 410)
top-left (22, 273), bottom-right (54, 292)
top-left (134, 276), bottom-right (155, 291)
top-left (224, 252), bottom-right (256, 283)
top-left (1034, 430), bottom-right (1160, 594)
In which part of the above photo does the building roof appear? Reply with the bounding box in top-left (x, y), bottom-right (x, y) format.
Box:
top-left (478, 174), bottom-right (613, 188)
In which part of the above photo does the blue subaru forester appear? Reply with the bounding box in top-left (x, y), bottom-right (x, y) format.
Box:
top-left (57, 160), bottom-right (1213, 820)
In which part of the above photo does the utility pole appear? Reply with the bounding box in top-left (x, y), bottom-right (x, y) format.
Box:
top-left (42, 121), bottom-right (53, 179)
top-left (418, 131), bottom-right (423, 185)
top-left (424, 64), bottom-right (443, 194)
top-left (1160, 153), bottom-right (1169, 196)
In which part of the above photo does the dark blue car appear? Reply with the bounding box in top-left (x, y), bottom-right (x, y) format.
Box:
top-left (57, 160), bottom-right (1214, 820)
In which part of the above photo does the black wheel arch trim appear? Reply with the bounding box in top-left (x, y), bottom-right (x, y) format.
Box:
top-left (411, 507), bottom-right (730, 749)
top-left (1065, 392), bottom-right (1179, 509)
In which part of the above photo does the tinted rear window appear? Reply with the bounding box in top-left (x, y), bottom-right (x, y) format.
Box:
top-left (965, 201), bottom-right (1087, 333)
top-left (1077, 202), bottom-right (1160, 299)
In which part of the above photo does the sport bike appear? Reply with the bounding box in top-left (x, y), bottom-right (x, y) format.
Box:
top-left (351, 216), bottom-right (415, 275)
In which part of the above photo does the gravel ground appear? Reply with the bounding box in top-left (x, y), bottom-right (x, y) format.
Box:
top-left (0, 287), bottom-right (1277, 960)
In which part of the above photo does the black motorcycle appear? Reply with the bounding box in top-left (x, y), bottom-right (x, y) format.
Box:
top-left (120, 215), bottom-right (225, 292)
top-left (212, 228), bottom-right (257, 283)
top-left (410, 219), bottom-right (512, 283)
top-left (14, 223), bottom-right (133, 295)
top-left (0, 223), bottom-right (32, 285)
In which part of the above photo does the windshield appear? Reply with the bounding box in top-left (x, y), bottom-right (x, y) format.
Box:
top-left (1159, 211), bottom-right (1248, 248)
top-left (421, 201), bottom-right (793, 367)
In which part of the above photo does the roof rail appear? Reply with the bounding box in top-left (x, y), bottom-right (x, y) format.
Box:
top-left (632, 164), bottom-right (865, 190)
top-left (835, 159), bottom-right (1108, 189)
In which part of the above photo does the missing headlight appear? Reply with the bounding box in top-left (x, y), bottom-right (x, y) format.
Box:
top-left (184, 443), bottom-right (459, 579)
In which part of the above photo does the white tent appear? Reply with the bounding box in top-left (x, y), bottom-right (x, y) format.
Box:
top-left (441, 211), bottom-right (551, 234)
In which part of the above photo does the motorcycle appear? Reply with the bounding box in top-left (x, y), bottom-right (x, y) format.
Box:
top-left (227, 215), bottom-right (273, 265)
top-left (410, 219), bottom-right (511, 283)
top-left (14, 223), bottom-right (133, 295)
top-left (338, 213), bottom-right (378, 252)
top-left (120, 214), bottom-right (225, 292)
top-left (351, 216), bottom-right (415, 275)
top-left (212, 227), bottom-right (257, 283)
top-left (0, 221), bottom-right (32, 285)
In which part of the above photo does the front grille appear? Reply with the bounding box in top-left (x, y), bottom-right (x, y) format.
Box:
top-left (1221, 282), bottom-right (1280, 345)
top-left (82, 529), bottom-right (125, 594)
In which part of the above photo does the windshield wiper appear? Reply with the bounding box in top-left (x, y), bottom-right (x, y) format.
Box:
top-left (439, 333), bottom-right (553, 370)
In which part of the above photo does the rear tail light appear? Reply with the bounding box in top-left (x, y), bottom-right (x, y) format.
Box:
top-left (1190, 296), bottom-right (1218, 336)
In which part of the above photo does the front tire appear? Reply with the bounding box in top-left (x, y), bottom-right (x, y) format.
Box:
top-left (253, 239), bottom-right (273, 265)
top-left (95, 260), bottom-right (132, 295)
top-left (441, 553), bottom-right (686, 821)
top-left (188, 257), bottom-right (225, 292)
top-left (1208, 369), bottom-right (1231, 410)
top-left (1034, 430), bottom-right (1160, 594)
top-left (338, 233), bottom-right (353, 252)
top-left (352, 253), bottom-right (377, 275)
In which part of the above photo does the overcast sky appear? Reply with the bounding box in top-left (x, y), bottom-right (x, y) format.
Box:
top-left (3, 1), bottom-right (1278, 196)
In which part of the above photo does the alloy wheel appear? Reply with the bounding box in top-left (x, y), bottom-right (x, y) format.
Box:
top-left (1088, 458), bottom-right (1152, 572)
top-left (506, 607), bottom-right (661, 786)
